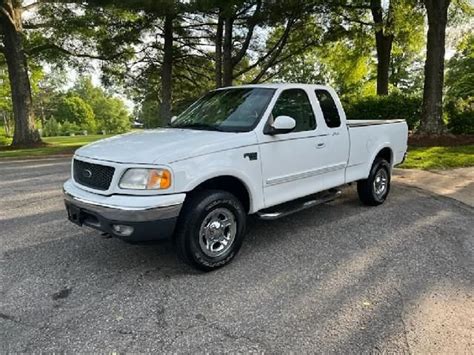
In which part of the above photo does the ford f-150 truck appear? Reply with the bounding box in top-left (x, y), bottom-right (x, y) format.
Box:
top-left (64, 84), bottom-right (408, 271)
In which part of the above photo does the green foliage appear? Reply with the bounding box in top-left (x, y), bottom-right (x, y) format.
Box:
top-left (136, 99), bottom-right (161, 128)
top-left (0, 69), bottom-right (12, 113)
top-left (0, 125), bottom-right (12, 146)
top-left (389, 0), bottom-right (425, 93)
top-left (446, 97), bottom-right (474, 134)
top-left (345, 93), bottom-right (422, 130)
top-left (93, 97), bottom-right (131, 133)
top-left (1, 0), bottom-right (471, 143)
top-left (55, 96), bottom-right (96, 132)
top-left (444, 32), bottom-right (474, 134)
top-left (446, 33), bottom-right (474, 100)
top-left (42, 118), bottom-right (62, 137)
top-left (71, 77), bottom-right (131, 133)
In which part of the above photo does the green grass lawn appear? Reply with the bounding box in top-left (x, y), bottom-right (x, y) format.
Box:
top-left (400, 145), bottom-right (474, 170)
top-left (0, 134), bottom-right (115, 159)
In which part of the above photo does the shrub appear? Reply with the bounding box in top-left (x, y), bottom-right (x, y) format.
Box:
top-left (55, 96), bottom-right (96, 133)
top-left (345, 93), bottom-right (422, 130)
top-left (42, 118), bottom-right (62, 137)
top-left (60, 121), bottom-right (81, 136)
top-left (446, 97), bottom-right (474, 134)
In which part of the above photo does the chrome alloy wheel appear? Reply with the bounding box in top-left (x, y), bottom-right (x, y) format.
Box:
top-left (199, 208), bottom-right (237, 257)
top-left (373, 168), bottom-right (388, 198)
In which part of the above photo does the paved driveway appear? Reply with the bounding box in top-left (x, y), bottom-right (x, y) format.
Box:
top-left (1, 158), bottom-right (473, 353)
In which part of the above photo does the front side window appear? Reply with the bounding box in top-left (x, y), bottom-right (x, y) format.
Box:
top-left (315, 89), bottom-right (341, 128)
top-left (271, 89), bottom-right (316, 132)
top-left (171, 88), bottom-right (275, 132)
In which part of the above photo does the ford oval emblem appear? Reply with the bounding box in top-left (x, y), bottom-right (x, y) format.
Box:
top-left (83, 169), bottom-right (93, 178)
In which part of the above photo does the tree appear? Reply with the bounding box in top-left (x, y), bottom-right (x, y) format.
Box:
top-left (332, 0), bottom-right (423, 96)
top-left (93, 96), bottom-right (130, 133)
top-left (419, 0), bottom-right (451, 134)
top-left (1, 0), bottom-right (139, 145)
top-left (70, 77), bottom-right (130, 133)
top-left (55, 96), bottom-right (96, 132)
top-left (83, 0), bottom-right (178, 124)
top-left (0, 0), bottom-right (41, 146)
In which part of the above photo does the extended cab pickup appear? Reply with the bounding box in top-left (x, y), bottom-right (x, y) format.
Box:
top-left (64, 84), bottom-right (408, 270)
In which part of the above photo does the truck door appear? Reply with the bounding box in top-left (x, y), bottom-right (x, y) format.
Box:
top-left (314, 88), bottom-right (350, 188)
top-left (258, 88), bottom-right (330, 208)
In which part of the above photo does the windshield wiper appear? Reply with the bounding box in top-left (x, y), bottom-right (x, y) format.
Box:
top-left (172, 123), bottom-right (224, 131)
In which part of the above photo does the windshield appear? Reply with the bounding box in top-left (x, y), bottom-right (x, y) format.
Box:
top-left (171, 88), bottom-right (276, 132)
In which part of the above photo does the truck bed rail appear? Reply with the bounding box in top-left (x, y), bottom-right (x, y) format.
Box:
top-left (347, 119), bottom-right (406, 128)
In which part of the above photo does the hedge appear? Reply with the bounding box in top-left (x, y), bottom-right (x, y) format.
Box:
top-left (345, 93), bottom-right (422, 130)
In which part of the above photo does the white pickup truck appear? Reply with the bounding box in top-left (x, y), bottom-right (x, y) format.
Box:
top-left (64, 84), bottom-right (408, 270)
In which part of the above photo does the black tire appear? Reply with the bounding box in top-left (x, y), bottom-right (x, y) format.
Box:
top-left (174, 189), bottom-right (247, 271)
top-left (357, 158), bottom-right (391, 206)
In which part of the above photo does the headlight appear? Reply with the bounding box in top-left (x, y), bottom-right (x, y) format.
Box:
top-left (119, 168), bottom-right (172, 190)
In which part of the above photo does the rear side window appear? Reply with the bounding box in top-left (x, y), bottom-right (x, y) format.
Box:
top-left (272, 89), bottom-right (316, 132)
top-left (315, 89), bottom-right (341, 128)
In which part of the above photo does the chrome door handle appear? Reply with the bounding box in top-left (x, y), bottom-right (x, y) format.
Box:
top-left (316, 142), bottom-right (326, 149)
top-left (332, 132), bottom-right (340, 136)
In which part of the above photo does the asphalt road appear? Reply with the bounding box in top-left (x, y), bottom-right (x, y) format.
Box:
top-left (1, 157), bottom-right (473, 353)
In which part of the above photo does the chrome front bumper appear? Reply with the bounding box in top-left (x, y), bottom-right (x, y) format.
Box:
top-left (63, 190), bottom-right (183, 222)
top-left (63, 179), bottom-right (185, 241)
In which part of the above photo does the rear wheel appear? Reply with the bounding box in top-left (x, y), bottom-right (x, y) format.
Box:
top-left (175, 190), bottom-right (247, 271)
top-left (357, 158), bottom-right (391, 206)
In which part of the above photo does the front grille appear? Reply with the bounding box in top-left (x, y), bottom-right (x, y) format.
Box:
top-left (73, 159), bottom-right (115, 191)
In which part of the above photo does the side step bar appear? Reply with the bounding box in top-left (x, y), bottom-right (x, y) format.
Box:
top-left (256, 188), bottom-right (342, 220)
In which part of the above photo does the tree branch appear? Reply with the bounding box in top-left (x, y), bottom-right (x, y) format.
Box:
top-left (336, 12), bottom-right (373, 26)
top-left (21, 2), bottom-right (41, 12)
top-left (176, 22), bottom-right (217, 29)
top-left (232, 0), bottom-right (262, 66)
top-left (251, 20), bottom-right (314, 83)
top-left (26, 43), bottom-right (128, 60)
top-left (23, 22), bottom-right (53, 29)
top-left (0, 5), bottom-right (17, 29)
top-left (234, 17), bottom-right (295, 78)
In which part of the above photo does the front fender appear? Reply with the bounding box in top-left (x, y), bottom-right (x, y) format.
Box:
top-left (170, 147), bottom-right (265, 213)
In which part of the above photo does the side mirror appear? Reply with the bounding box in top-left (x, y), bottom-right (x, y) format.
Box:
top-left (170, 116), bottom-right (178, 124)
top-left (266, 115), bottom-right (296, 135)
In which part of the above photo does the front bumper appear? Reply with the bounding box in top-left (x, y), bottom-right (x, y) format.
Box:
top-left (63, 179), bottom-right (185, 242)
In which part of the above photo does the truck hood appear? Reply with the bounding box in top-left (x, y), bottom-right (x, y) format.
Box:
top-left (75, 128), bottom-right (257, 165)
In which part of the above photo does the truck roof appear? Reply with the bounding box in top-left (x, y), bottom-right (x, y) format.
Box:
top-left (216, 83), bottom-right (334, 91)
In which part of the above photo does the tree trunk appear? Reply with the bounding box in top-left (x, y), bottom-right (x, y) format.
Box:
top-left (371, 0), bottom-right (393, 96)
top-left (215, 11), bottom-right (223, 88)
top-left (419, 0), bottom-right (450, 134)
top-left (222, 16), bottom-right (233, 87)
top-left (0, 1), bottom-right (41, 147)
top-left (159, 14), bottom-right (173, 125)
top-left (374, 33), bottom-right (393, 95)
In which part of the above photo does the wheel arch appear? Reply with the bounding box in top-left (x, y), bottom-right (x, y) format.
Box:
top-left (369, 145), bottom-right (393, 171)
top-left (185, 175), bottom-right (253, 213)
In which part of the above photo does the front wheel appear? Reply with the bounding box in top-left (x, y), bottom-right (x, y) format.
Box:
top-left (174, 190), bottom-right (247, 271)
top-left (357, 158), bottom-right (391, 206)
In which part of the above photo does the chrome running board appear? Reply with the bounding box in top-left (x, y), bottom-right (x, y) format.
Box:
top-left (256, 189), bottom-right (342, 220)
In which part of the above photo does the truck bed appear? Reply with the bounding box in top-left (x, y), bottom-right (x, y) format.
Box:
top-left (347, 119), bottom-right (406, 128)
top-left (345, 118), bottom-right (408, 184)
